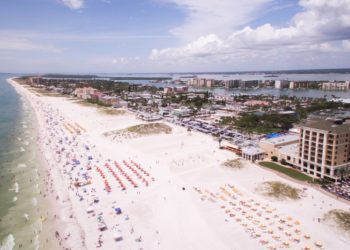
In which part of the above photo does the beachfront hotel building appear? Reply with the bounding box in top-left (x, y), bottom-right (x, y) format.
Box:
top-left (224, 79), bottom-right (243, 89)
top-left (289, 81), bottom-right (310, 89)
top-left (187, 78), bottom-right (216, 88)
top-left (259, 134), bottom-right (300, 158)
top-left (322, 81), bottom-right (350, 91)
top-left (74, 87), bottom-right (100, 100)
top-left (298, 120), bottom-right (350, 180)
top-left (275, 80), bottom-right (290, 89)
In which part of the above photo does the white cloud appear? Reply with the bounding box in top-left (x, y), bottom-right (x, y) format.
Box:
top-left (151, 0), bottom-right (350, 65)
top-left (61, 0), bottom-right (84, 10)
top-left (163, 0), bottom-right (272, 41)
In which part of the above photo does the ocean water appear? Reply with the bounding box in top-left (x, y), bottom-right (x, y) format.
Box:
top-left (0, 75), bottom-right (42, 250)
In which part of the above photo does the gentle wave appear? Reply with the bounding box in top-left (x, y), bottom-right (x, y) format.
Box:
top-left (17, 163), bottom-right (27, 168)
top-left (0, 234), bottom-right (15, 250)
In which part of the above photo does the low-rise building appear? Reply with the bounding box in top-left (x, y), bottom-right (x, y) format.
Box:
top-left (163, 86), bottom-right (188, 94)
top-left (276, 143), bottom-right (299, 166)
top-left (244, 100), bottom-right (270, 107)
top-left (74, 87), bottom-right (100, 100)
top-left (259, 134), bottom-right (299, 158)
top-left (242, 146), bottom-right (265, 162)
top-left (100, 96), bottom-right (120, 106)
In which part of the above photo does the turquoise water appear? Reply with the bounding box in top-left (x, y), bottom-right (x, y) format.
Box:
top-left (0, 75), bottom-right (42, 250)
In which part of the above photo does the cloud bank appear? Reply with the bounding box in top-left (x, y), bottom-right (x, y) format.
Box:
top-left (151, 0), bottom-right (350, 67)
top-left (164, 0), bottom-right (272, 41)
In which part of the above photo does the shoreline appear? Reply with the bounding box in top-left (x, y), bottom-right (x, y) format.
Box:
top-left (8, 78), bottom-right (86, 250)
top-left (6, 77), bottom-right (350, 250)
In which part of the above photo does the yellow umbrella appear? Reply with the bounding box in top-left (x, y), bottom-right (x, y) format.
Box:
top-left (283, 241), bottom-right (290, 247)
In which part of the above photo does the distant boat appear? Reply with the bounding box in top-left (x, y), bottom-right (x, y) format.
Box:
top-left (264, 75), bottom-right (279, 77)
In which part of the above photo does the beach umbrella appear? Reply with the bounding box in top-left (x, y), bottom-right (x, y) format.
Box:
top-left (302, 246), bottom-right (312, 250)
top-left (314, 241), bottom-right (323, 248)
top-left (304, 234), bottom-right (311, 239)
top-left (293, 236), bottom-right (300, 243)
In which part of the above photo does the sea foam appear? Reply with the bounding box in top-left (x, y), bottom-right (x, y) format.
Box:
top-left (17, 163), bottom-right (27, 168)
top-left (0, 234), bottom-right (15, 250)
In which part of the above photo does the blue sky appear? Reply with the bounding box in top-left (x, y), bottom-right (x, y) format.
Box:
top-left (0, 0), bottom-right (350, 73)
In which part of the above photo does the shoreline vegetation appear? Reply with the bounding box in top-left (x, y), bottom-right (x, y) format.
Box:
top-left (256, 181), bottom-right (304, 200)
top-left (323, 209), bottom-right (350, 235)
top-left (103, 123), bottom-right (172, 141)
top-left (221, 159), bottom-right (245, 169)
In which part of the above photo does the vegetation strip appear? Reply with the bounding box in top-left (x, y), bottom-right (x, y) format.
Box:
top-left (259, 161), bottom-right (313, 182)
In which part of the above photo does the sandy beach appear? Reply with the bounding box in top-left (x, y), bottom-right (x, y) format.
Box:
top-left (8, 78), bottom-right (350, 250)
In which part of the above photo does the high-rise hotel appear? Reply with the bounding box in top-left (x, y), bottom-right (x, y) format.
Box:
top-left (299, 119), bottom-right (350, 180)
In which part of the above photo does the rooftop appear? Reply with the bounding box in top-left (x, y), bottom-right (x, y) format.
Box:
top-left (303, 119), bottom-right (350, 134)
top-left (278, 143), bottom-right (298, 158)
top-left (242, 146), bottom-right (264, 155)
top-left (263, 134), bottom-right (299, 145)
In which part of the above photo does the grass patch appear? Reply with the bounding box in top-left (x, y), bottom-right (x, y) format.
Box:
top-left (222, 159), bottom-right (244, 169)
top-left (99, 108), bottom-right (126, 116)
top-left (256, 181), bottom-right (303, 200)
top-left (26, 87), bottom-right (66, 97)
top-left (259, 161), bottom-right (313, 182)
top-left (73, 100), bottom-right (100, 108)
top-left (323, 209), bottom-right (350, 234)
top-left (104, 123), bottom-right (172, 140)
top-left (126, 123), bottom-right (172, 135)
